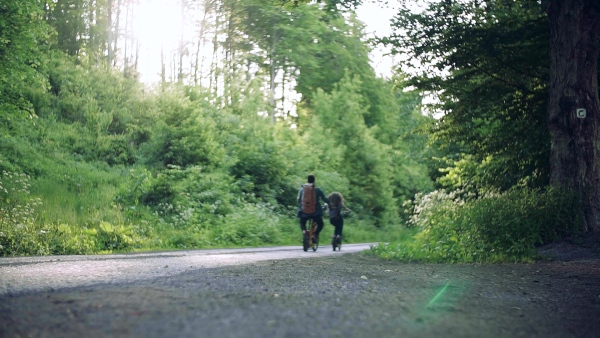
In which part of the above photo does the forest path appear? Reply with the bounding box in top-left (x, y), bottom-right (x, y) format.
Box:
top-left (1, 244), bottom-right (599, 337)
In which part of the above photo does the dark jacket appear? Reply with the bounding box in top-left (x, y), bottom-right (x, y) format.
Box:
top-left (297, 184), bottom-right (329, 217)
top-left (325, 204), bottom-right (342, 219)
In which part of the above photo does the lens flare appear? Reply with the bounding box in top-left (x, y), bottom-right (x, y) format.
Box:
top-left (427, 283), bottom-right (450, 307)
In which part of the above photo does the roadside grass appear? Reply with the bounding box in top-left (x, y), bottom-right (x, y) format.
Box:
top-left (32, 167), bottom-right (126, 227)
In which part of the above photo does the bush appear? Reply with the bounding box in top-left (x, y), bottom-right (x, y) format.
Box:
top-left (97, 221), bottom-right (138, 251)
top-left (116, 167), bottom-right (175, 209)
top-left (371, 187), bottom-right (584, 263)
top-left (0, 171), bottom-right (44, 255)
top-left (45, 223), bottom-right (99, 255)
top-left (213, 203), bottom-right (284, 246)
top-left (138, 92), bottom-right (226, 169)
top-left (165, 229), bottom-right (212, 249)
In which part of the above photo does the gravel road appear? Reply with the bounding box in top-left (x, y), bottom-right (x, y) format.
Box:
top-left (1, 243), bottom-right (600, 338)
top-left (0, 244), bottom-right (373, 296)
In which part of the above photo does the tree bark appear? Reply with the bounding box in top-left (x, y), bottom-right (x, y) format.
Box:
top-left (545, 0), bottom-right (600, 231)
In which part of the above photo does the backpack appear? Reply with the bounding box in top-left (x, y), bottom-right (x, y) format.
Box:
top-left (301, 184), bottom-right (317, 214)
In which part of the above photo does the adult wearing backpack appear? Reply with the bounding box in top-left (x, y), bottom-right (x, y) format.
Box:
top-left (297, 174), bottom-right (329, 243)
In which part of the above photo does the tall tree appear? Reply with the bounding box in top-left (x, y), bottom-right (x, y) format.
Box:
top-left (112, 0), bottom-right (121, 67)
top-left (107, 0), bottom-right (115, 65)
top-left (311, 75), bottom-right (399, 225)
top-left (544, 0), bottom-right (600, 232)
top-left (191, 0), bottom-right (214, 86)
top-left (241, 0), bottom-right (291, 122)
top-left (88, 0), bottom-right (112, 65)
top-left (383, 1), bottom-right (551, 193)
top-left (178, 0), bottom-right (187, 83)
top-left (46, 0), bottom-right (87, 56)
top-left (381, 0), bottom-right (600, 230)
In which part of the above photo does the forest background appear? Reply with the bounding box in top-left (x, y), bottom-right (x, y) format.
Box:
top-left (0, 0), bottom-right (591, 262)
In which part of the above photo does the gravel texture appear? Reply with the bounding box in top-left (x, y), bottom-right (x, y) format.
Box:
top-left (1, 241), bottom-right (600, 338)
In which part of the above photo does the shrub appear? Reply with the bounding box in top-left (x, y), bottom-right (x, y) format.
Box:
top-left (0, 171), bottom-right (44, 255)
top-left (138, 92), bottom-right (226, 169)
top-left (97, 221), bottom-right (138, 251)
top-left (117, 167), bottom-right (175, 209)
top-left (46, 223), bottom-right (99, 255)
top-left (165, 229), bottom-right (212, 249)
top-left (371, 187), bottom-right (583, 263)
top-left (212, 203), bottom-right (284, 246)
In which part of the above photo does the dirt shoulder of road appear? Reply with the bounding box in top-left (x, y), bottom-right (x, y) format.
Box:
top-left (536, 232), bottom-right (600, 262)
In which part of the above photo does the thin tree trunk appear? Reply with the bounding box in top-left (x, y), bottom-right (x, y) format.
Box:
top-left (224, 1), bottom-right (236, 106)
top-left (209, 11), bottom-right (220, 95)
top-left (194, 39), bottom-right (202, 86)
top-left (95, 1), bottom-right (105, 66)
top-left (161, 46), bottom-right (166, 87)
top-left (123, 0), bottom-right (130, 72)
top-left (194, 5), bottom-right (210, 86)
top-left (545, 0), bottom-right (600, 232)
top-left (172, 53), bottom-right (177, 82)
top-left (86, 0), bottom-right (97, 65)
top-left (269, 21), bottom-right (277, 125)
top-left (113, 0), bottom-right (121, 67)
top-left (281, 65), bottom-right (286, 118)
top-left (107, 0), bottom-right (114, 66)
top-left (178, 0), bottom-right (185, 83)
top-left (134, 40), bottom-right (140, 76)
top-left (95, 1), bottom-right (103, 65)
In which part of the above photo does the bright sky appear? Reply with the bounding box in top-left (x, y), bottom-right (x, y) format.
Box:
top-left (355, 1), bottom-right (399, 78)
top-left (134, 0), bottom-right (187, 84)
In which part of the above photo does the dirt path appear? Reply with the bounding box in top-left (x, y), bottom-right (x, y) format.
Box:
top-left (1, 242), bottom-right (599, 338)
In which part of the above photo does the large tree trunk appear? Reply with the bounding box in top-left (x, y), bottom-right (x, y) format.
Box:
top-left (545, 0), bottom-right (600, 232)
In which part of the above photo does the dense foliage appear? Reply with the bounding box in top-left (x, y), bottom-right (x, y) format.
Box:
top-left (369, 0), bottom-right (586, 262)
top-left (383, 0), bottom-right (551, 192)
top-left (0, 0), bottom-right (431, 256)
top-left (0, 0), bottom-right (49, 120)
top-left (1, 0), bottom-right (585, 262)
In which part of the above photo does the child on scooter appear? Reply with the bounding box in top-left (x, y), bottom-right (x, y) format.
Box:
top-left (324, 192), bottom-right (351, 250)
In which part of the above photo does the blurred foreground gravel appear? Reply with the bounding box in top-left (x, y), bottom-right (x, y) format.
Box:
top-left (1, 244), bottom-right (599, 338)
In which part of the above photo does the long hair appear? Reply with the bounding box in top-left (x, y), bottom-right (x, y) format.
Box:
top-left (328, 192), bottom-right (344, 208)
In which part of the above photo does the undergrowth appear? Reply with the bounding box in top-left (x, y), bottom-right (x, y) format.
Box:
top-left (0, 168), bottom-right (393, 256)
top-left (370, 187), bottom-right (584, 263)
